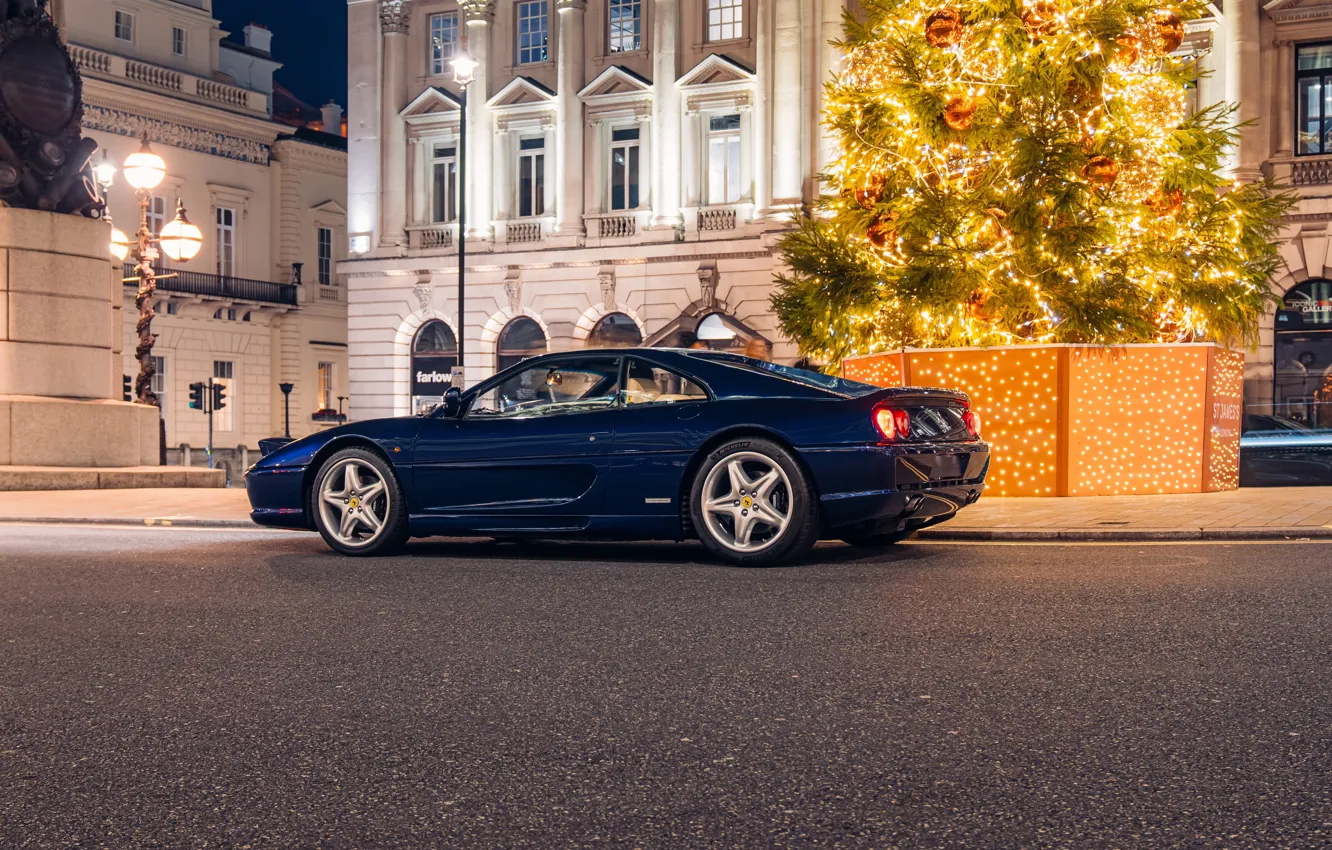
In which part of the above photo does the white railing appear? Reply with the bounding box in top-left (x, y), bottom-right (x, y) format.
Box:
top-left (506, 221), bottom-right (543, 244)
top-left (698, 206), bottom-right (738, 232)
top-left (422, 227), bottom-right (453, 249)
top-left (1291, 157), bottom-right (1332, 187)
top-left (317, 284), bottom-right (342, 303)
top-left (597, 214), bottom-right (637, 239)
top-left (69, 43), bottom-right (265, 115)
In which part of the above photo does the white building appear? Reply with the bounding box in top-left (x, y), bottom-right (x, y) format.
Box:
top-left (57, 0), bottom-right (350, 481)
top-left (344, 0), bottom-right (852, 418)
top-left (345, 0), bottom-right (1332, 427)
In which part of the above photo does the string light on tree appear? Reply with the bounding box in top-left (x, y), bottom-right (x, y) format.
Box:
top-left (773, 0), bottom-right (1294, 369)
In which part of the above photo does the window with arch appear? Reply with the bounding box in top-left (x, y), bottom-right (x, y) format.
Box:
top-left (496, 316), bottom-right (548, 372)
top-left (412, 320), bottom-right (459, 411)
top-left (588, 312), bottom-right (643, 348)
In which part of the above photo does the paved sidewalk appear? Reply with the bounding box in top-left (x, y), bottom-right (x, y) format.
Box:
top-left (0, 486), bottom-right (1329, 541)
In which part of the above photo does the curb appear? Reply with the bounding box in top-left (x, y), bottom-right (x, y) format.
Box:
top-left (917, 527), bottom-right (1332, 542)
top-left (0, 516), bottom-right (259, 529)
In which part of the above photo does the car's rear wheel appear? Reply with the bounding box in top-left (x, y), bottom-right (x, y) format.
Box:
top-left (689, 438), bottom-right (819, 567)
top-left (840, 529), bottom-right (915, 548)
top-left (312, 447), bottom-right (408, 556)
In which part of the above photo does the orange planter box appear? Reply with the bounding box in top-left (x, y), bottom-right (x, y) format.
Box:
top-left (842, 344), bottom-right (1244, 497)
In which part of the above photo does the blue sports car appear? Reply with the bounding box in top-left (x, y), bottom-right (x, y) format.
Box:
top-left (245, 349), bottom-right (990, 566)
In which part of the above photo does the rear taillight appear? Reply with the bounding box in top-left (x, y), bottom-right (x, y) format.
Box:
top-left (873, 406), bottom-right (912, 441)
top-left (963, 409), bottom-right (982, 439)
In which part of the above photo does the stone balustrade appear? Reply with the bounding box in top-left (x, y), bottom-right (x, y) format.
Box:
top-left (69, 42), bottom-right (267, 116)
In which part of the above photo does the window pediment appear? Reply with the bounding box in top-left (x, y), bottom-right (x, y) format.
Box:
top-left (401, 86), bottom-right (462, 119)
top-left (488, 76), bottom-right (558, 110)
top-left (678, 54), bottom-right (755, 115)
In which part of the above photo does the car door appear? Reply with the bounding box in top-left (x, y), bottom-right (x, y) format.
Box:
top-left (605, 356), bottom-right (716, 523)
top-left (412, 354), bottom-right (622, 525)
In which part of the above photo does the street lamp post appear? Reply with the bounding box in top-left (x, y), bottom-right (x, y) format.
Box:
top-left (279, 382), bottom-right (294, 438)
top-left (450, 50), bottom-right (478, 390)
top-left (112, 137), bottom-right (203, 408)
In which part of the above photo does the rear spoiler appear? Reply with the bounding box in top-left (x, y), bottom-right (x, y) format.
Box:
top-left (866, 386), bottom-right (970, 407)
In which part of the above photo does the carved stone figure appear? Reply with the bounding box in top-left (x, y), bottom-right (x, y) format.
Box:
top-left (0, 0), bottom-right (103, 217)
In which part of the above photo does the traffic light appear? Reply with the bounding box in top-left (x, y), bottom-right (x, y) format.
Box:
top-left (189, 381), bottom-right (206, 411)
top-left (122, 374), bottom-right (131, 402)
top-left (211, 382), bottom-right (227, 412)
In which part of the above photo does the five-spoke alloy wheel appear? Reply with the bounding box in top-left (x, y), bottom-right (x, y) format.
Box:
top-left (690, 438), bottom-right (818, 567)
top-left (312, 447), bottom-right (408, 556)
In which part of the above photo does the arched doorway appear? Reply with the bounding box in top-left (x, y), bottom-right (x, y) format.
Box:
top-left (496, 316), bottom-right (547, 372)
top-left (1275, 279), bottom-right (1332, 425)
top-left (587, 312), bottom-right (643, 348)
top-left (411, 320), bottom-right (457, 414)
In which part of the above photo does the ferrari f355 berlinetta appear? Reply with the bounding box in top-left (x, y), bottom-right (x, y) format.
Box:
top-left (246, 349), bottom-right (989, 566)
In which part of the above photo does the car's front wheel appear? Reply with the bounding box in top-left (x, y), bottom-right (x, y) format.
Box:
top-left (689, 438), bottom-right (819, 567)
top-left (311, 447), bottom-right (409, 556)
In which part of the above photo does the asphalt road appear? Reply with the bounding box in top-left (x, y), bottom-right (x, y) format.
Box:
top-left (1, 526), bottom-right (1330, 849)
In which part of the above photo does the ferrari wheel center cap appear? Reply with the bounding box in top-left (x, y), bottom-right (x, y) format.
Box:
top-left (349, 497), bottom-right (360, 509)
top-left (740, 496), bottom-right (753, 509)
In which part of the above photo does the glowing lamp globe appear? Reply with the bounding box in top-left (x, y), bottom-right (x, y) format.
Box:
top-left (93, 150), bottom-right (117, 191)
top-left (109, 227), bottom-right (130, 261)
top-left (451, 51), bottom-right (478, 86)
top-left (123, 140), bottom-right (166, 191)
top-left (159, 202), bottom-right (203, 262)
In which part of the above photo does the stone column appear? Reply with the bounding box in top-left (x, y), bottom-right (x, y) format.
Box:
top-left (462, 1), bottom-right (495, 241)
top-left (1226, 0), bottom-right (1264, 181)
top-left (555, 0), bottom-right (587, 240)
top-left (378, 0), bottom-right (411, 248)
top-left (650, 0), bottom-right (682, 230)
top-left (752, 0), bottom-right (773, 218)
top-left (771, 0), bottom-right (802, 206)
top-left (1275, 40), bottom-right (1295, 159)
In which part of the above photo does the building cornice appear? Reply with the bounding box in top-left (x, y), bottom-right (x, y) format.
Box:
top-left (1268, 3), bottom-right (1332, 23)
top-left (272, 137), bottom-right (349, 176)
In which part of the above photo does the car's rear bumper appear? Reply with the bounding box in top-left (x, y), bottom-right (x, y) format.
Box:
top-left (803, 442), bottom-right (989, 531)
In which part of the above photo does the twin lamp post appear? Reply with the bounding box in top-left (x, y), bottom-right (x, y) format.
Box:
top-left (96, 137), bottom-right (203, 409)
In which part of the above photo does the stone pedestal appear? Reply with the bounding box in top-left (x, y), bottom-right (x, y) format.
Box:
top-left (0, 207), bottom-right (168, 478)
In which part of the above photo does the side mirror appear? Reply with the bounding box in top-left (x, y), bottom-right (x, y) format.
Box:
top-left (441, 386), bottom-right (463, 418)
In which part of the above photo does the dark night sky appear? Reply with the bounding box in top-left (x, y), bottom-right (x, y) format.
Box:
top-left (214, 0), bottom-right (348, 109)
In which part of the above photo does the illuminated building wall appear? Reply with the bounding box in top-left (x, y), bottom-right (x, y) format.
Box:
top-left (844, 344), bottom-right (1243, 497)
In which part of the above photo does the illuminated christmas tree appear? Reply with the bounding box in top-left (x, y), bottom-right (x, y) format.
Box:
top-left (773, 0), bottom-right (1295, 368)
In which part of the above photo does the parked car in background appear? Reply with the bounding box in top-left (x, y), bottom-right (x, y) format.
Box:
top-left (1240, 413), bottom-right (1332, 486)
top-left (245, 350), bottom-right (990, 566)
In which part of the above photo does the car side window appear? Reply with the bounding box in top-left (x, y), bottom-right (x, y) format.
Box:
top-left (622, 359), bottom-right (708, 407)
top-left (468, 356), bottom-right (621, 419)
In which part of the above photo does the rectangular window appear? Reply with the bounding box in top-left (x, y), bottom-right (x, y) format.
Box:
top-left (114, 10), bottom-right (133, 42)
top-left (609, 127), bottom-right (640, 211)
top-left (213, 360), bottom-right (235, 433)
top-left (518, 137), bottom-right (546, 217)
top-left (172, 26), bottom-right (186, 56)
top-left (516, 0), bottom-right (549, 65)
top-left (317, 362), bottom-right (335, 412)
top-left (147, 195), bottom-right (167, 237)
top-left (608, 0), bottom-right (642, 53)
top-left (216, 207), bottom-right (236, 277)
top-left (707, 114), bottom-right (742, 204)
top-left (151, 355), bottom-right (168, 428)
top-left (706, 0), bottom-right (742, 42)
top-left (317, 226), bottom-right (333, 284)
top-left (429, 12), bottom-right (458, 76)
top-left (431, 144), bottom-right (458, 223)
top-left (1297, 44), bottom-right (1332, 156)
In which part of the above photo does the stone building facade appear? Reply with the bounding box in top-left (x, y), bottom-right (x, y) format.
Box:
top-left (344, 0), bottom-right (854, 418)
top-left (59, 0), bottom-right (349, 482)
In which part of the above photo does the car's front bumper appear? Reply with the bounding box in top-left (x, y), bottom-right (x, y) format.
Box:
top-left (803, 442), bottom-right (989, 531)
top-left (245, 466), bottom-right (310, 530)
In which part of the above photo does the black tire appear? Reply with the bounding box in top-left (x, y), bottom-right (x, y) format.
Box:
top-left (310, 447), bottom-right (409, 556)
top-left (840, 529), bottom-right (916, 548)
top-left (688, 437), bottom-right (819, 567)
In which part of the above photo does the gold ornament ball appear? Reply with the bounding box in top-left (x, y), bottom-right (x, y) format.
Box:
top-left (1150, 10), bottom-right (1184, 56)
top-left (866, 212), bottom-right (899, 248)
top-left (854, 173), bottom-right (887, 210)
top-left (1111, 159), bottom-right (1164, 203)
top-left (1021, 1), bottom-right (1059, 38)
top-left (1082, 154), bottom-right (1120, 186)
top-left (1126, 76), bottom-right (1187, 135)
top-left (1146, 187), bottom-right (1185, 216)
top-left (967, 290), bottom-right (994, 321)
top-left (943, 94), bottom-right (978, 131)
top-left (1112, 35), bottom-right (1140, 70)
top-left (925, 8), bottom-right (966, 48)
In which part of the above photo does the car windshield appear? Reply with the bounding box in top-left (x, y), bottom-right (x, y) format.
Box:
top-left (686, 352), bottom-right (880, 397)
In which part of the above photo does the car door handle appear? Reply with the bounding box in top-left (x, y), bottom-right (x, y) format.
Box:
top-left (677, 405), bottom-right (702, 421)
